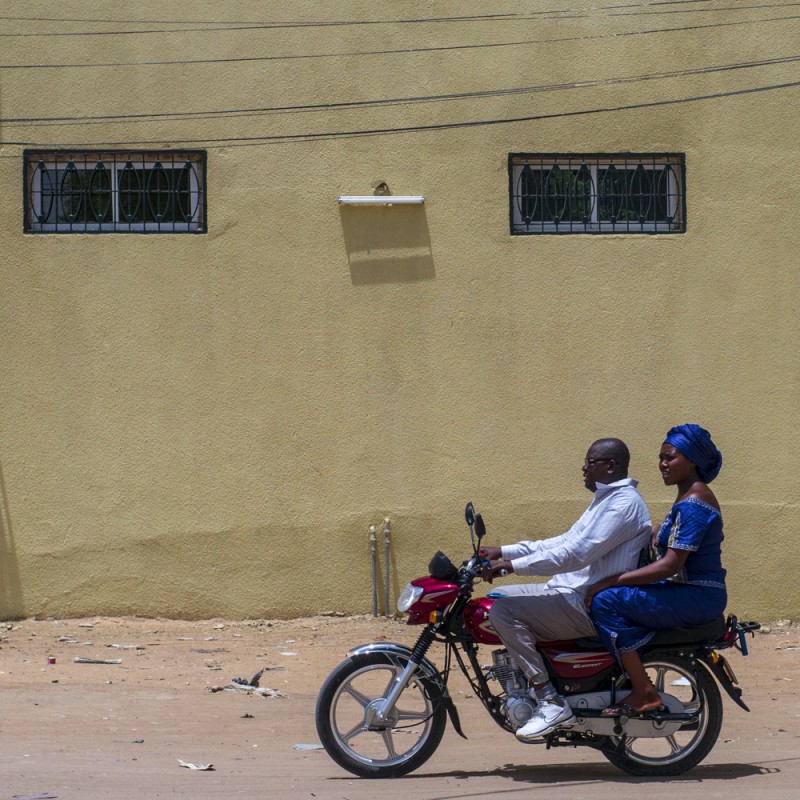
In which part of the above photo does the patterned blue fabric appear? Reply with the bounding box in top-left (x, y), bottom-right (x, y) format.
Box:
top-left (590, 583), bottom-right (727, 658)
top-left (664, 423), bottom-right (722, 483)
top-left (590, 498), bottom-right (727, 659)
top-left (655, 498), bottom-right (726, 589)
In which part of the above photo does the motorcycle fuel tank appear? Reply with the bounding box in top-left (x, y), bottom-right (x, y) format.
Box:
top-left (464, 597), bottom-right (503, 645)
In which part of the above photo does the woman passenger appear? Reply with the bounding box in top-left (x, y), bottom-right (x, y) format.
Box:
top-left (585, 423), bottom-right (726, 714)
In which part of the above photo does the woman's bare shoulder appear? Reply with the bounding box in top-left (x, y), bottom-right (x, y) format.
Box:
top-left (681, 483), bottom-right (720, 511)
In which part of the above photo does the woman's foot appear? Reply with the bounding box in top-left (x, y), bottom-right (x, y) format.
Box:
top-left (601, 692), bottom-right (662, 716)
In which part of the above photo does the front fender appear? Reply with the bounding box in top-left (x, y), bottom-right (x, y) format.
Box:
top-left (349, 642), bottom-right (442, 684)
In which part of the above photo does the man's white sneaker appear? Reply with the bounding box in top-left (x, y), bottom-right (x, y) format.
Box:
top-left (515, 698), bottom-right (575, 742)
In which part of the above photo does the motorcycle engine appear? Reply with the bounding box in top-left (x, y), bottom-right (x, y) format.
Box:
top-left (492, 649), bottom-right (536, 730)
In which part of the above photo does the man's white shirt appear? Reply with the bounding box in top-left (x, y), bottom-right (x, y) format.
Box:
top-left (500, 478), bottom-right (651, 615)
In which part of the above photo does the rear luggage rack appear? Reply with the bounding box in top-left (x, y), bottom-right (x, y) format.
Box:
top-left (725, 615), bottom-right (760, 655)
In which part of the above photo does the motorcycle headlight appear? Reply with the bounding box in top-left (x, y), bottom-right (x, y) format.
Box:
top-left (397, 583), bottom-right (424, 612)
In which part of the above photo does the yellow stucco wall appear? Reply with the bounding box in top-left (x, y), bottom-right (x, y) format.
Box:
top-left (1, 1), bottom-right (798, 620)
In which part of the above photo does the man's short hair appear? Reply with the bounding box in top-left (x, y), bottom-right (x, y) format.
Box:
top-left (592, 438), bottom-right (631, 471)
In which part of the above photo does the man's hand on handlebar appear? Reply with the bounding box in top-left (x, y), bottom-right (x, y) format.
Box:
top-left (482, 559), bottom-right (514, 582)
top-left (478, 546), bottom-right (502, 562)
top-left (478, 547), bottom-right (514, 581)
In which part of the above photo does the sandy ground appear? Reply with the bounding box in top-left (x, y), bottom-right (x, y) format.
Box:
top-left (1, 614), bottom-right (799, 799)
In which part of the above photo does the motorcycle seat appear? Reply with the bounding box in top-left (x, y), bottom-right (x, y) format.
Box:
top-left (646, 615), bottom-right (726, 647)
top-left (574, 615), bottom-right (726, 650)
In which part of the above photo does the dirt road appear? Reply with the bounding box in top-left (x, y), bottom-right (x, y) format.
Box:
top-left (1, 615), bottom-right (798, 799)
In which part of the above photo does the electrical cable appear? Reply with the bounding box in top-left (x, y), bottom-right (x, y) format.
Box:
top-left (2, 80), bottom-right (796, 150)
top-left (2, 54), bottom-right (797, 127)
top-left (1, 11), bottom-right (798, 68)
top-left (611, 1), bottom-right (800, 17)
top-left (0, 13), bottom-right (551, 39)
top-left (1, 0), bottom-right (797, 30)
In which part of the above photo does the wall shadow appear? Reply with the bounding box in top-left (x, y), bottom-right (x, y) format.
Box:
top-left (0, 460), bottom-right (24, 619)
top-left (340, 204), bottom-right (435, 285)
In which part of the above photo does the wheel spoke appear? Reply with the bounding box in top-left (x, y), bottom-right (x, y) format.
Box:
top-left (380, 728), bottom-right (398, 759)
top-left (683, 697), bottom-right (701, 713)
top-left (666, 734), bottom-right (682, 754)
top-left (341, 683), bottom-right (375, 708)
top-left (652, 665), bottom-right (667, 694)
top-left (339, 721), bottom-right (368, 743)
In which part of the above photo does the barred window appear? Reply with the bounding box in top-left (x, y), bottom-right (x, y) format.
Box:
top-left (23, 150), bottom-right (206, 233)
top-left (509, 153), bottom-right (685, 235)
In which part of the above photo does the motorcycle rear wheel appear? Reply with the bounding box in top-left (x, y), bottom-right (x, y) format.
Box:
top-left (602, 654), bottom-right (723, 776)
top-left (315, 651), bottom-right (447, 778)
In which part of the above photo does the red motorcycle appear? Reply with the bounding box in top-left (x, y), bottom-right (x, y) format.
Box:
top-left (316, 503), bottom-right (759, 778)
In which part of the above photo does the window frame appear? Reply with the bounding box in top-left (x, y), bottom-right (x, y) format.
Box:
top-left (23, 149), bottom-right (207, 234)
top-left (508, 152), bottom-right (686, 235)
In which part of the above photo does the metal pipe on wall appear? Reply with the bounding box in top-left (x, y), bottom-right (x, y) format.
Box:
top-left (383, 518), bottom-right (391, 616)
top-left (370, 526), bottom-right (378, 617)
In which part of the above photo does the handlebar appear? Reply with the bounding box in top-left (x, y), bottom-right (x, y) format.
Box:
top-left (464, 554), bottom-right (508, 582)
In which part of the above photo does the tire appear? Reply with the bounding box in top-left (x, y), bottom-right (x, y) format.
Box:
top-left (603, 654), bottom-right (723, 777)
top-left (315, 651), bottom-right (448, 778)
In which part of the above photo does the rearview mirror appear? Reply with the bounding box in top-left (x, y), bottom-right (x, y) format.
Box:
top-left (474, 513), bottom-right (486, 541)
top-left (465, 502), bottom-right (475, 528)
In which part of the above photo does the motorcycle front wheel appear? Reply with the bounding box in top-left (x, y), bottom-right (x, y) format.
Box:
top-left (602, 654), bottom-right (723, 777)
top-left (315, 651), bottom-right (447, 778)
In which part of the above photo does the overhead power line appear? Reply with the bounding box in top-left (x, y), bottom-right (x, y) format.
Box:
top-left (3, 80), bottom-right (797, 150)
top-left (0, 12), bottom-right (517, 26)
top-left (1, 0), bottom-right (798, 32)
top-left (1, 12), bottom-right (799, 71)
top-left (3, 54), bottom-right (798, 128)
top-left (611, 1), bottom-right (800, 17)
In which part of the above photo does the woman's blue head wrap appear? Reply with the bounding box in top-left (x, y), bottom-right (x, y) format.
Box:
top-left (664, 423), bottom-right (722, 483)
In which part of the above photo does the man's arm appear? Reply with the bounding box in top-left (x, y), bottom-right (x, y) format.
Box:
top-left (507, 506), bottom-right (645, 577)
top-left (500, 515), bottom-right (583, 561)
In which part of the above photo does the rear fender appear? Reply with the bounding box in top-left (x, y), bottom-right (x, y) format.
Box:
top-left (699, 651), bottom-right (750, 711)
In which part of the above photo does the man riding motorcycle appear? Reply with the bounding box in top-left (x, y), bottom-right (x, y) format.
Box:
top-left (481, 437), bottom-right (651, 741)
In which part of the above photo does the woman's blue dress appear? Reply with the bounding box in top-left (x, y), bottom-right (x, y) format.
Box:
top-left (590, 497), bottom-right (727, 659)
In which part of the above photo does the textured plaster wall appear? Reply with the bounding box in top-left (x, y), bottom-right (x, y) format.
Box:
top-left (0, 1), bottom-right (798, 620)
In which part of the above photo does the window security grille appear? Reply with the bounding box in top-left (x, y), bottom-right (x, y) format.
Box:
top-left (509, 153), bottom-right (685, 235)
top-left (23, 150), bottom-right (207, 233)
